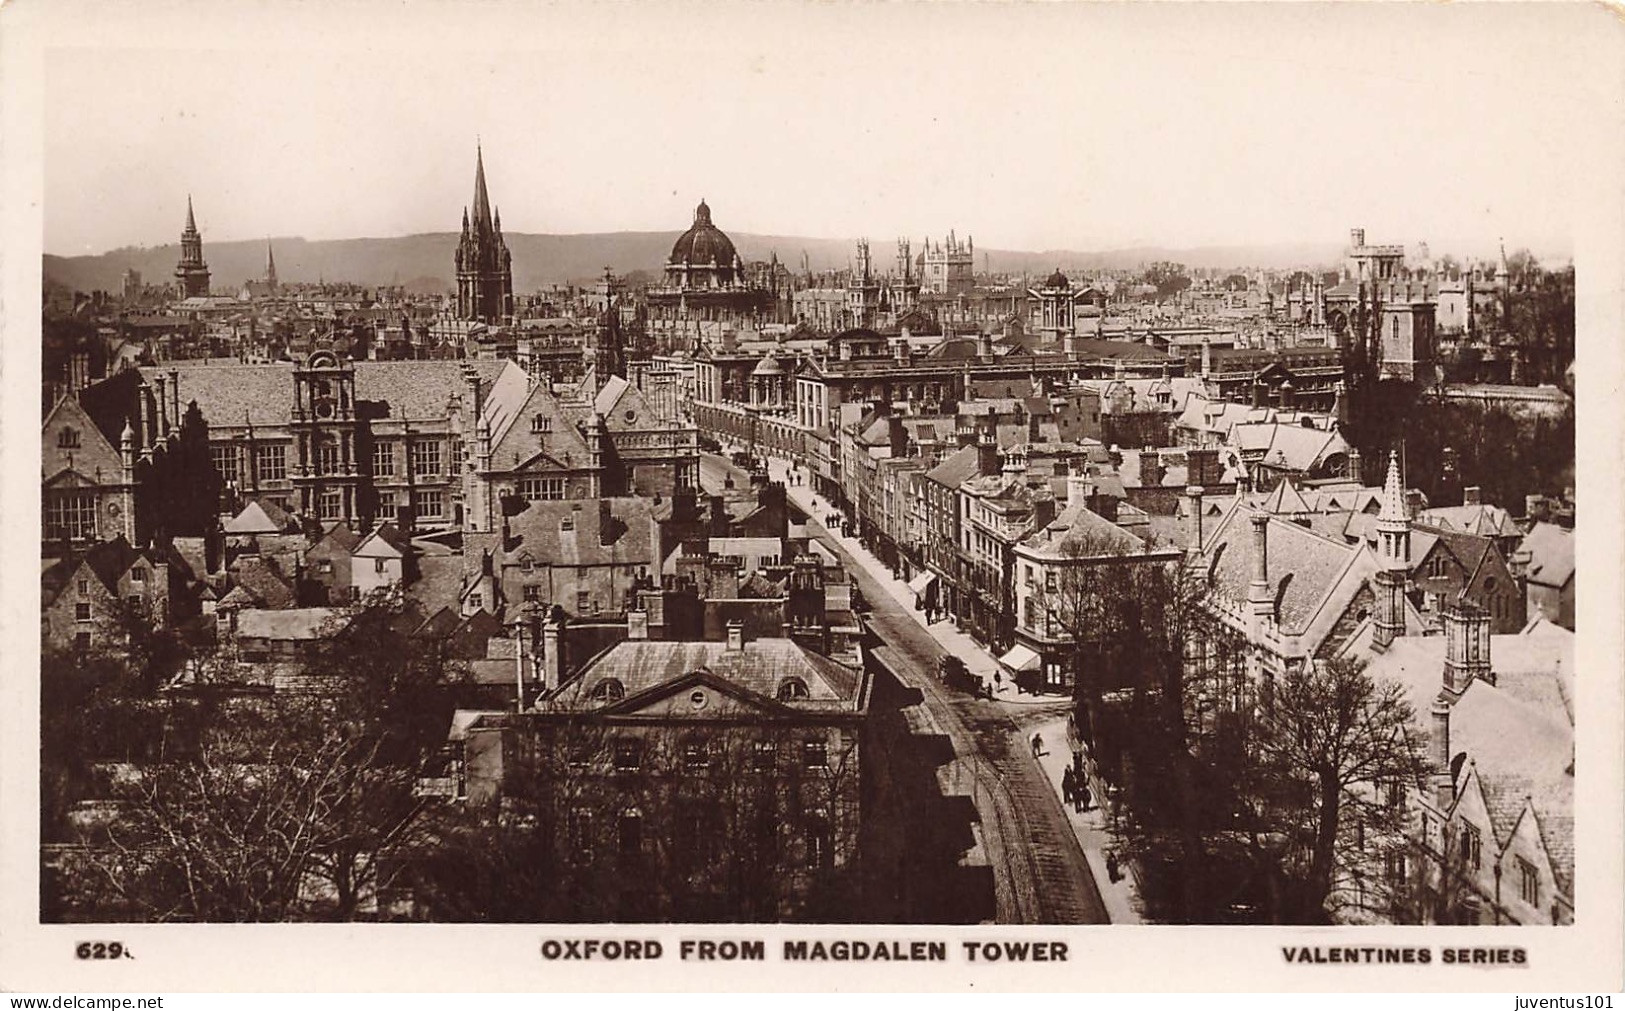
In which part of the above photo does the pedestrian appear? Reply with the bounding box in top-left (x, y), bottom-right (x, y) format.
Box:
top-left (994, 670), bottom-right (1003, 695)
top-left (1078, 783), bottom-right (1091, 813)
top-left (1061, 767), bottom-right (1076, 807)
top-left (1106, 850), bottom-right (1120, 884)
top-left (1031, 732), bottom-right (1043, 758)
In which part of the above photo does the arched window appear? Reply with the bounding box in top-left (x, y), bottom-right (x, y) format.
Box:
top-left (589, 678), bottom-right (625, 703)
top-left (777, 678), bottom-right (809, 701)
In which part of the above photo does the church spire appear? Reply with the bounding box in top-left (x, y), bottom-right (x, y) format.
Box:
top-left (472, 143), bottom-right (493, 229)
top-left (185, 194), bottom-right (197, 234)
top-left (265, 240), bottom-right (277, 289)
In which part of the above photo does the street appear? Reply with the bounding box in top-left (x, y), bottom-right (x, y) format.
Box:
top-left (699, 452), bottom-right (1109, 924)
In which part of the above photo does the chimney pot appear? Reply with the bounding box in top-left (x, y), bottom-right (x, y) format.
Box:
top-left (725, 619), bottom-right (745, 651)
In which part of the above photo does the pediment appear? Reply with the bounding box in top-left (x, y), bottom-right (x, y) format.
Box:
top-left (43, 468), bottom-right (101, 490)
top-left (593, 668), bottom-right (801, 719)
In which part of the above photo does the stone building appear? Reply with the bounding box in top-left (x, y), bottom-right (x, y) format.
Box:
top-left (644, 200), bottom-right (774, 350)
top-left (456, 621), bottom-right (872, 921)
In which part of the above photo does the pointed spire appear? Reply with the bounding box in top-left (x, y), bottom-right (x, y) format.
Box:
top-left (472, 143), bottom-right (493, 228)
top-left (185, 194), bottom-right (197, 233)
top-left (1378, 449), bottom-right (1406, 523)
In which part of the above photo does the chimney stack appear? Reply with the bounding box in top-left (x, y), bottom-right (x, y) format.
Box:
top-left (1346, 447), bottom-right (1362, 484)
top-left (725, 619), bottom-right (745, 652)
top-left (1442, 602), bottom-right (1492, 693)
top-left (1185, 486), bottom-right (1205, 554)
top-left (1248, 513), bottom-right (1270, 607)
top-left (1431, 698), bottom-right (1454, 807)
top-left (626, 608), bottom-right (649, 640)
top-left (1462, 485), bottom-right (1482, 507)
top-left (542, 609), bottom-right (565, 691)
top-left (1139, 449), bottom-right (1164, 489)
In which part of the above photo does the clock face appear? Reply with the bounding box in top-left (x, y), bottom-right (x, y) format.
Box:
top-left (315, 397), bottom-right (335, 419)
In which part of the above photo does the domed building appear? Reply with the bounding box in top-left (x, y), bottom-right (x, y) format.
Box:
top-left (646, 198), bottom-right (774, 352)
top-left (664, 199), bottom-right (744, 289)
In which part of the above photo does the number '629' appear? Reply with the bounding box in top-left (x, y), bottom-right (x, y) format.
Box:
top-left (75, 942), bottom-right (126, 959)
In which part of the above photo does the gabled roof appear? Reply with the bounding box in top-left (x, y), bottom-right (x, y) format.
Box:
top-left (1259, 477), bottom-right (1313, 515)
top-left (502, 498), bottom-right (656, 570)
top-left (545, 638), bottom-right (865, 715)
top-left (929, 445), bottom-right (988, 490)
top-left (1361, 627), bottom-right (1574, 896)
top-left (487, 376), bottom-right (592, 471)
top-left (1518, 522), bottom-right (1574, 589)
top-left (226, 553), bottom-right (295, 609)
top-left (1198, 503), bottom-right (1368, 637)
top-left (225, 500), bottom-right (290, 535)
top-left (307, 522), bottom-right (361, 557)
top-left (1019, 502), bottom-right (1146, 559)
top-left (42, 536), bottom-right (140, 607)
top-left (354, 522), bottom-right (411, 558)
top-left (1417, 503), bottom-right (1520, 539)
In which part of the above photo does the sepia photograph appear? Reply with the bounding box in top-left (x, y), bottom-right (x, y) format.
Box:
top-left (3, 0), bottom-right (1622, 994)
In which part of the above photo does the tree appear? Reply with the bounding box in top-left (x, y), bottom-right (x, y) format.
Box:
top-left (1030, 532), bottom-right (1228, 922)
top-left (1240, 657), bottom-right (1427, 922)
top-left (1142, 261), bottom-right (1192, 300)
top-left (50, 591), bottom-right (470, 921)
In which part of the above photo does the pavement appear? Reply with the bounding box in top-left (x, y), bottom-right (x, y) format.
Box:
top-left (1029, 715), bottom-right (1146, 924)
top-left (736, 448), bottom-right (1147, 923)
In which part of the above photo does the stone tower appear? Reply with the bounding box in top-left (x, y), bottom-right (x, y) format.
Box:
top-left (454, 144), bottom-right (514, 323)
top-left (174, 196), bottom-right (211, 298)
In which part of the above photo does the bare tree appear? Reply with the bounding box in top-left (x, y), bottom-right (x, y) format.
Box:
top-left (1242, 656), bottom-right (1428, 922)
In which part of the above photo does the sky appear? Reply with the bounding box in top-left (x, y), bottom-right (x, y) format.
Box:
top-left (37, 2), bottom-right (1621, 259)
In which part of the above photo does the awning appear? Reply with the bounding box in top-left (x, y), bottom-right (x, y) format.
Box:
top-left (907, 571), bottom-right (938, 597)
top-left (998, 644), bottom-right (1042, 673)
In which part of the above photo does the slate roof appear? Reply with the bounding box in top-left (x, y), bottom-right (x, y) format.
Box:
top-left (545, 638), bottom-right (865, 714)
top-left (503, 498), bottom-right (656, 569)
top-left (1518, 522), bottom-right (1574, 589)
top-left (1018, 502), bottom-right (1146, 559)
top-left (486, 375), bottom-right (592, 470)
top-left (1237, 423), bottom-right (1349, 473)
top-left (1199, 504), bottom-right (1363, 636)
top-left (1360, 625), bottom-right (1574, 892)
top-left (134, 360), bottom-right (520, 430)
top-left (42, 537), bottom-right (141, 607)
top-left (224, 501), bottom-right (287, 535)
top-left (1417, 503), bottom-right (1520, 540)
top-left (236, 606), bottom-right (347, 641)
top-left (355, 522), bottom-right (411, 558)
top-left (405, 554), bottom-right (467, 616)
top-left (225, 554), bottom-right (296, 609)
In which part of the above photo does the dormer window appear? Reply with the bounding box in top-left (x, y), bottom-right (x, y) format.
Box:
top-left (777, 678), bottom-right (809, 701)
top-left (589, 679), bottom-right (626, 703)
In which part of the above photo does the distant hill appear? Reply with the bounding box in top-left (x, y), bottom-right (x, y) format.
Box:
top-left (43, 232), bottom-right (1357, 295)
